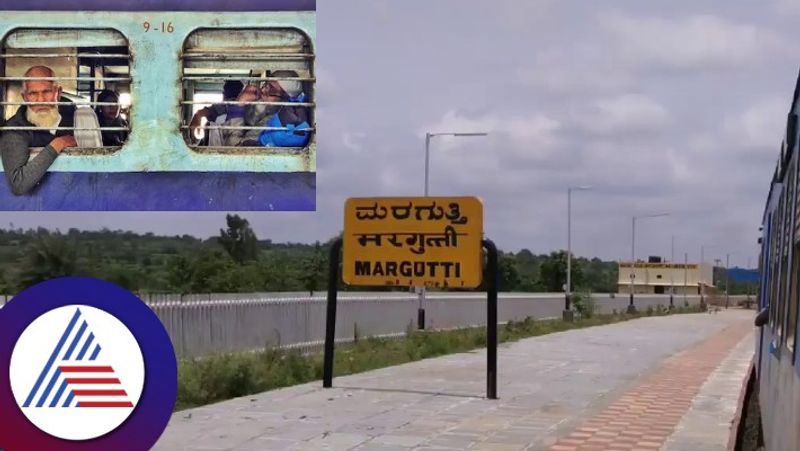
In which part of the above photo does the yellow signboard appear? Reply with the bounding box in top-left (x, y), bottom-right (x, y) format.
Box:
top-left (619, 263), bottom-right (699, 269)
top-left (342, 197), bottom-right (484, 288)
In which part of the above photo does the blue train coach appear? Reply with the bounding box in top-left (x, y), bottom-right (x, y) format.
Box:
top-left (749, 66), bottom-right (800, 450)
top-left (0, 0), bottom-right (316, 210)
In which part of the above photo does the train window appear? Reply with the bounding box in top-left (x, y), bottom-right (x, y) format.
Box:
top-left (758, 249), bottom-right (765, 309)
top-left (794, 168), bottom-right (800, 241)
top-left (767, 220), bottom-right (773, 325)
top-left (0, 29), bottom-right (131, 155)
top-left (786, 166), bottom-right (797, 351)
top-left (770, 209), bottom-right (780, 330)
top-left (781, 173), bottom-right (795, 347)
top-left (788, 244), bottom-right (798, 354)
top-left (777, 189), bottom-right (791, 346)
top-left (180, 28), bottom-right (315, 153)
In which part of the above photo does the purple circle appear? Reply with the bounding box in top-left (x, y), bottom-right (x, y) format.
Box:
top-left (0, 276), bottom-right (177, 450)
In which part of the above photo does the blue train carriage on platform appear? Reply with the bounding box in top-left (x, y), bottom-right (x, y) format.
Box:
top-left (0, 0), bottom-right (316, 210)
top-left (753, 66), bottom-right (800, 450)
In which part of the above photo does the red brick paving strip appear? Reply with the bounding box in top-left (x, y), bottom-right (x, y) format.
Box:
top-left (548, 318), bottom-right (752, 451)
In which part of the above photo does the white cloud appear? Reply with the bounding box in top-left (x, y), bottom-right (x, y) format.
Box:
top-left (341, 131), bottom-right (367, 153)
top-left (775, 0), bottom-right (800, 15)
top-left (517, 45), bottom-right (635, 94)
top-left (688, 134), bottom-right (716, 153)
top-left (504, 115), bottom-right (562, 150)
top-left (665, 147), bottom-right (693, 183)
top-left (600, 12), bottom-right (791, 70)
top-left (578, 141), bottom-right (680, 187)
top-left (314, 66), bottom-right (338, 101)
top-left (574, 94), bottom-right (671, 136)
top-left (8, 0), bottom-right (792, 263)
top-left (722, 97), bottom-right (788, 149)
top-left (418, 110), bottom-right (495, 145)
top-left (492, 0), bottom-right (559, 30)
top-left (419, 109), bottom-right (561, 156)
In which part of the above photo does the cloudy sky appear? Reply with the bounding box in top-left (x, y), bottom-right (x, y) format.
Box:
top-left (3, 0), bottom-right (800, 266)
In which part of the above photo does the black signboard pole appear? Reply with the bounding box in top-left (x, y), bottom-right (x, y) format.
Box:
top-left (323, 238), bottom-right (342, 388)
top-left (483, 238), bottom-right (498, 400)
top-left (323, 231), bottom-right (496, 398)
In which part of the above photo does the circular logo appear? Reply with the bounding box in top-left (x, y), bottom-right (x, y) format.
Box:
top-left (0, 277), bottom-right (177, 450)
top-left (9, 305), bottom-right (146, 440)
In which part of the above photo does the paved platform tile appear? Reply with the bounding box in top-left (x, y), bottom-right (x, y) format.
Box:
top-left (548, 317), bottom-right (753, 451)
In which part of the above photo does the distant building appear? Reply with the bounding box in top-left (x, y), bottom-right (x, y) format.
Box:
top-left (617, 258), bottom-right (714, 295)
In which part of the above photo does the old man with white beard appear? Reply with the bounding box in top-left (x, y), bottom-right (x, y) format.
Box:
top-left (0, 65), bottom-right (77, 195)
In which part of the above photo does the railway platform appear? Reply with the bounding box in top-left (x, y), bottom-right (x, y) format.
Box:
top-left (155, 310), bottom-right (754, 451)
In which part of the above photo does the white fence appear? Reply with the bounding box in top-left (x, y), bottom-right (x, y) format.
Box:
top-left (1, 291), bottom-right (746, 357)
top-left (140, 292), bottom-right (734, 357)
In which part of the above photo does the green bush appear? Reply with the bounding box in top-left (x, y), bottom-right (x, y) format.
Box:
top-left (572, 290), bottom-right (595, 318)
top-left (175, 307), bottom-right (704, 411)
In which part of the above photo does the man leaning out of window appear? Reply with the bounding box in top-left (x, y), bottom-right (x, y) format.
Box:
top-left (0, 66), bottom-right (77, 195)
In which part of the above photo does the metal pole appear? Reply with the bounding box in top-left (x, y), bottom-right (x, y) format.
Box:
top-left (626, 212), bottom-right (667, 313)
top-left (483, 239), bottom-right (498, 400)
top-left (670, 235), bottom-right (675, 309)
top-left (419, 131), bottom-right (487, 329)
top-left (418, 133), bottom-right (432, 330)
top-left (628, 216), bottom-right (636, 313)
top-left (700, 245), bottom-right (705, 308)
top-left (684, 252), bottom-right (688, 306)
top-left (323, 238), bottom-right (343, 388)
top-left (726, 253), bottom-right (730, 309)
top-left (748, 256), bottom-right (752, 301)
top-left (563, 185), bottom-right (591, 321)
top-left (565, 188), bottom-right (572, 320)
top-left (424, 132), bottom-right (431, 197)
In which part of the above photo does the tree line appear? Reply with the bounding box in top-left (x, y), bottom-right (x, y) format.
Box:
top-left (0, 215), bottom-right (753, 295)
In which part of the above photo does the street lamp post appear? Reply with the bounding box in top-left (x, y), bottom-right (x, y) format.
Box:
top-left (726, 253), bottom-right (730, 309)
top-left (697, 244), bottom-right (706, 309)
top-left (565, 185), bottom-right (592, 321)
top-left (629, 218), bottom-right (635, 312)
top-left (418, 131), bottom-right (488, 330)
top-left (747, 256), bottom-right (753, 302)
top-left (683, 252), bottom-right (688, 306)
top-left (670, 235), bottom-right (675, 309)
top-left (424, 132), bottom-right (488, 196)
top-left (700, 244), bottom-right (713, 310)
top-left (629, 213), bottom-right (669, 313)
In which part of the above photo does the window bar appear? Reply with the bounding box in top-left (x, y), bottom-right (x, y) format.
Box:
top-left (0, 102), bottom-right (123, 106)
top-left (0, 54), bottom-right (131, 58)
top-left (0, 126), bottom-right (129, 131)
top-left (180, 100), bottom-right (314, 106)
top-left (188, 146), bottom-right (308, 152)
top-left (181, 53), bottom-right (313, 58)
top-left (180, 76), bottom-right (315, 82)
top-left (179, 125), bottom-right (314, 131)
top-left (0, 76), bottom-right (131, 81)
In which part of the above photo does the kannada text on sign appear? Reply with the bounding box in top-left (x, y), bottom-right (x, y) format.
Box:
top-left (342, 197), bottom-right (483, 288)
